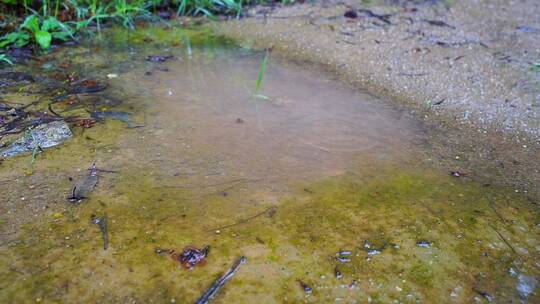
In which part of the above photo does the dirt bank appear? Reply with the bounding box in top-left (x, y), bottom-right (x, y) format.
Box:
top-left (211, 0), bottom-right (540, 196)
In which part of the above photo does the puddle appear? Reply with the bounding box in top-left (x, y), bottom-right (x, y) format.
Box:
top-left (0, 27), bottom-right (538, 303)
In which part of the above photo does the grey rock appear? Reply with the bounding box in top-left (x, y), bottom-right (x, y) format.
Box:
top-left (1, 121), bottom-right (72, 158)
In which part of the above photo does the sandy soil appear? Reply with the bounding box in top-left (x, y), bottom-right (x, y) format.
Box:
top-left (213, 0), bottom-right (540, 143)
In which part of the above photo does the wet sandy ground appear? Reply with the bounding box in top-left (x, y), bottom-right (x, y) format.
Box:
top-left (212, 0), bottom-right (540, 196)
top-left (215, 0), bottom-right (540, 139)
top-left (0, 29), bottom-right (539, 303)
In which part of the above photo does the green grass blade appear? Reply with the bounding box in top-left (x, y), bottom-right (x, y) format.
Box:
top-left (254, 50), bottom-right (268, 95)
top-left (0, 54), bottom-right (14, 65)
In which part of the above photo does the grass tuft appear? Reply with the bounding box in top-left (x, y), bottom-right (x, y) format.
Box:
top-left (0, 1), bottom-right (293, 53)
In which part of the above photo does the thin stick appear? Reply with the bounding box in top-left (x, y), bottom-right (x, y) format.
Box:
top-left (48, 102), bottom-right (63, 118)
top-left (488, 223), bottom-right (517, 255)
top-left (195, 256), bottom-right (247, 304)
top-left (161, 178), bottom-right (261, 190)
top-left (207, 206), bottom-right (276, 232)
top-left (487, 196), bottom-right (506, 222)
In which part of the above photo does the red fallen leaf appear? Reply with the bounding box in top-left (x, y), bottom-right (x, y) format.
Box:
top-left (81, 79), bottom-right (98, 87)
top-left (75, 119), bottom-right (97, 128)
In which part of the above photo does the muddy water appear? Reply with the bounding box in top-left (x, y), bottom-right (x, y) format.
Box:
top-left (0, 28), bottom-right (539, 303)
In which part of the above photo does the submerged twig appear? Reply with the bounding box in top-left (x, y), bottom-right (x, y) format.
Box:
top-left (488, 223), bottom-right (516, 255)
top-left (398, 72), bottom-right (429, 77)
top-left (421, 19), bottom-right (455, 29)
top-left (195, 256), bottom-right (247, 304)
top-left (162, 178), bottom-right (260, 190)
top-left (96, 168), bottom-right (119, 174)
top-left (428, 39), bottom-right (489, 48)
top-left (91, 214), bottom-right (109, 250)
top-left (207, 206), bottom-right (277, 232)
top-left (48, 102), bottom-right (63, 118)
top-left (357, 9), bottom-right (393, 25)
top-left (487, 196), bottom-right (506, 222)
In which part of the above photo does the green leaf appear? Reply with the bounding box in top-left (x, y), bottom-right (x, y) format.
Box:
top-left (21, 15), bottom-right (40, 33)
top-left (42, 17), bottom-right (61, 32)
top-left (44, 17), bottom-right (75, 40)
top-left (14, 33), bottom-right (30, 48)
top-left (51, 31), bottom-right (71, 41)
top-left (35, 31), bottom-right (52, 49)
top-left (0, 32), bottom-right (20, 48)
top-left (0, 32), bottom-right (30, 48)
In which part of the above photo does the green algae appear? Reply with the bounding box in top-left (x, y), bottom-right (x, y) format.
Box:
top-left (104, 25), bottom-right (234, 49)
top-left (1, 164), bottom-right (538, 303)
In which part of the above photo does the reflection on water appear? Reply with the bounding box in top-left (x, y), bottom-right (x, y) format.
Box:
top-left (0, 27), bottom-right (538, 303)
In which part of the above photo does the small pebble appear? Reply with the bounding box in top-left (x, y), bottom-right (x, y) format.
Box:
top-left (335, 267), bottom-right (343, 279)
top-left (367, 249), bottom-right (381, 255)
top-left (336, 257), bottom-right (351, 262)
top-left (416, 240), bottom-right (432, 248)
top-left (517, 274), bottom-right (538, 299)
top-left (344, 10), bottom-right (358, 19)
top-left (300, 282), bottom-right (312, 294)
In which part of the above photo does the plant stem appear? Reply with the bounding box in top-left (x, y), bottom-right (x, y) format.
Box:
top-left (54, 0), bottom-right (60, 17)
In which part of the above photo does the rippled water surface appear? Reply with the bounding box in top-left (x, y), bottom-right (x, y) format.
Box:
top-left (0, 27), bottom-right (538, 303)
